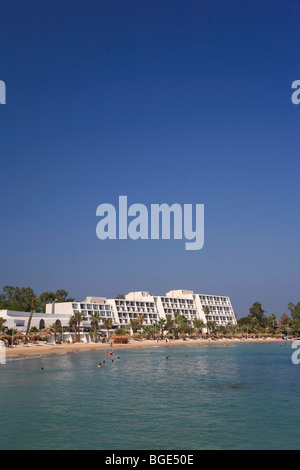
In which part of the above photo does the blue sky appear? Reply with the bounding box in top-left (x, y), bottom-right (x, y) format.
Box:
top-left (0, 0), bottom-right (300, 319)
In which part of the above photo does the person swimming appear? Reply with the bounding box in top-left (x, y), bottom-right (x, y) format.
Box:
top-left (98, 363), bottom-right (102, 368)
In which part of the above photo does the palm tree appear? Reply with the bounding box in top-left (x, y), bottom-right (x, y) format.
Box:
top-left (207, 321), bottom-right (217, 335)
top-left (193, 318), bottom-right (205, 334)
top-left (68, 315), bottom-right (77, 340)
top-left (103, 318), bottom-right (113, 342)
top-left (157, 318), bottom-right (166, 338)
top-left (129, 319), bottom-right (139, 336)
top-left (137, 314), bottom-right (144, 340)
top-left (203, 306), bottom-right (212, 336)
top-left (173, 311), bottom-right (181, 328)
top-left (0, 317), bottom-right (7, 333)
top-left (29, 326), bottom-right (39, 334)
top-left (75, 312), bottom-right (83, 341)
top-left (69, 312), bottom-right (83, 342)
top-left (173, 311), bottom-right (189, 337)
top-left (6, 328), bottom-right (18, 346)
top-left (90, 312), bottom-right (101, 343)
top-left (51, 322), bottom-right (62, 344)
top-left (25, 295), bottom-right (37, 337)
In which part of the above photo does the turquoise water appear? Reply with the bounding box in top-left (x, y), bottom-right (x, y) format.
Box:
top-left (0, 342), bottom-right (299, 450)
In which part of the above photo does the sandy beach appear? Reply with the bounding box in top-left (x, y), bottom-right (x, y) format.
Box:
top-left (4, 337), bottom-right (284, 358)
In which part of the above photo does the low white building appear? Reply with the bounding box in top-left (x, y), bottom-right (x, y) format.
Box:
top-left (0, 310), bottom-right (91, 343)
top-left (0, 310), bottom-right (71, 331)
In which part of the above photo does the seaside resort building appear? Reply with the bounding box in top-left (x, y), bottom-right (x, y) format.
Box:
top-left (0, 290), bottom-right (237, 342)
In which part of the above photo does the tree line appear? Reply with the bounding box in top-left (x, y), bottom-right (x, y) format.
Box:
top-left (237, 301), bottom-right (300, 336)
top-left (0, 285), bottom-right (74, 313)
top-left (1, 285), bottom-right (300, 338)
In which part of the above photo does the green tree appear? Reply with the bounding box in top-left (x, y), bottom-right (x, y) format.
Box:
top-left (165, 314), bottom-right (174, 335)
top-left (207, 321), bottom-right (217, 335)
top-left (266, 314), bottom-right (277, 335)
top-left (142, 324), bottom-right (154, 339)
top-left (137, 314), bottom-right (144, 340)
top-left (216, 324), bottom-right (227, 336)
top-left (103, 318), bottom-right (113, 342)
top-left (0, 317), bottom-right (7, 333)
top-left (174, 313), bottom-right (190, 334)
top-left (278, 313), bottom-right (291, 335)
top-left (114, 327), bottom-right (129, 335)
top-left (36, 289), bottom-right (74, 313)
top-left (157, 318), bottom-right (166, 337)
top-left (290, 318), bottom-right (300, 337)
top-left (237, 315), bottom-right (252, 327)
top-left (6, 328), bottom-right (18, 346)
top-left (288, 302), bottom-right (300, 320)
top-left (225, 322), bottom-right (238, 336)
top-left (116, 294), bottom-right (124, 299)
top-left (29, 327), bottom-right (39, 335)
top-left (129, 319), bottom-right (140, 334)
top-left (203, 307), bottom-right (212, 335)
top-left (25, 295), bottom-right (37, 338)
top-left (0, 286), bottom-right (35, 312)
top-left (238, 315), bottom-right (260, 334)
top-left (90, 312), bottom-right (101, 343)
top-left (193, 318), bottom-right (205, 332)
top-left (249, 302), bottom-right (267, 328)
top-left (69, 312), bottom-right (83, 342)
top-left (51, 322), bottom-right (62, 344)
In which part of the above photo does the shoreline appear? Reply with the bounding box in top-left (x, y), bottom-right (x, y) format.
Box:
top-left (4, 337), bottom-right (288, 358)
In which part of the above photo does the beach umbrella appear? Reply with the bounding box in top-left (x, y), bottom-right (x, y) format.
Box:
top-left (13, 333), bottom-right (25, 341)
top-left (188, 333), bottom-right (198, 339)
top-left (0, 334), bottom-right (11, 341)
top-left (111, 334), bottom-right (129, 344)
top-left (0, 334), bottom-right (12, 345)
top-left (27, 332), bottom-right (38, 339)
top-left (40, 328), bottom-right (54, 335)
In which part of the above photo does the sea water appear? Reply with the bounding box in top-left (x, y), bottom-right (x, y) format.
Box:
top-left (0, 342), bottom-right (299, 450)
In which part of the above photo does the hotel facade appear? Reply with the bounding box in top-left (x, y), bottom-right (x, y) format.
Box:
top-left (46, 289), bottom-right (237, 330)
top-left (0, 289), bottom-right (237, 337)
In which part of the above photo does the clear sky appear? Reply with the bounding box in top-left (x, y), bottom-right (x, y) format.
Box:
top-left (0, 0), bottom-right (299, 319)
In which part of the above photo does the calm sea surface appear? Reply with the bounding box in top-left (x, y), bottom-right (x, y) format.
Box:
top-left (0, 342), bottom-right (299, 450)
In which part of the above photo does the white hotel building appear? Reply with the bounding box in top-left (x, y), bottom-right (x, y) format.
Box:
top-left (0, 290), bottom-right (236, 336)
top-left (45, 289), bottom-right (237, 330)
